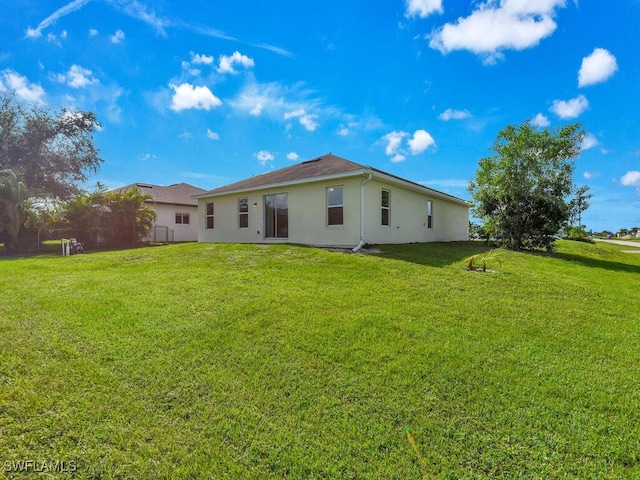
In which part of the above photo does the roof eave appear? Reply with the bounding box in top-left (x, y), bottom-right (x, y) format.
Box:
top-left (366, 169), bottom-right (471, 206)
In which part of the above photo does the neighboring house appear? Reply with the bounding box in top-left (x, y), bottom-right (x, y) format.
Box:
top-left (195, 154), bottom-right (469, 250)
top-left (115, 182), bottom-right (206, 242)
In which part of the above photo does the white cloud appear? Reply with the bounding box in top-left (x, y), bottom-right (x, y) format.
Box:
top-left (382, 131), bottom-right (408, 156)
top-left (439, 108), bottom-right (471, 121)
top-left (0, 69), bottom-right (46, 103)
top-left (255, 150), bottom-right (275, 166)
top-left (284, 109), bottom-right (318, 131)
top-left (286, 152), bottom-right (300, 161)
top-left (111, 29), bottom-right (125, 44)
top-left (532, 113), bottom-right (550, 127)
top-left (250, 102), bottom-right (264, 116)
top-left (583, 171), bottom-right (601, 179)
top-left (138, 153), bottom-right (156, 161)
top-left (550, 94), bottom-right (589, 119)
top-left (169, 83), bottom-right (222, 112)
top-left (408, 129), bottom-right (436, 154)
top-left (381, 129), bottom-right (434, 161)
top-left (429, 0), bottom-right (567, 64)
top-left (620, 171), bottom-right (640, 187)
top-left (89, 28), bottom-right (98, 37)
top-left (56, 64), bottom-right (99, 88)
top-left (191, 53), bottom-right (214, 65)
top-left (206, 129), bottom-right (219, 140)
top-left (578, 48), bottom-right (618, 87)
top-left (405, 0), bottom-right (443, 18)
top-left (581, 133), bottom-right (599, 151)
top-left (337, 125), bottom-right (350, 136)
top-left (217, 51), bottom-right (255, 74)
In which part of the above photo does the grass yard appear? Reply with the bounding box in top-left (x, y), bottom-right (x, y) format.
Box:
top-left (1, 241), bottom-right (639, 478)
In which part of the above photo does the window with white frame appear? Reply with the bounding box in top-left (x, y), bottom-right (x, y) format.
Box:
top-left (238, 198), bottom-right (249, 228)
top-left (327, 186), bottom-right (343, 226)
top-left (206, 202), bottom-right (214, 229)
top-left (427, 201), bottom-right (433, 229)
top-left (175, 212), bottom-right (190, 225)
top-left (381, 189), bottom-right (390, 226)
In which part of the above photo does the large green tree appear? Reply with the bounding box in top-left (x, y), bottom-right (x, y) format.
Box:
top-left (0, 93), bottom-right (102, 200)
top-left (469, 121), bottom-right (586, 250)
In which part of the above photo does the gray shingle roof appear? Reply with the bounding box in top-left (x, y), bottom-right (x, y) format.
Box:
top-left (199, 153), bottom-right (366, 196)
top-left (114, 182), bottom-right (206, 206)
top-left (197, 153), bottom-right (470, 206)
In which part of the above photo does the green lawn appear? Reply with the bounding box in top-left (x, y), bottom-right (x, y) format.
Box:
top-left (1, 241), bottom-right (639, 478)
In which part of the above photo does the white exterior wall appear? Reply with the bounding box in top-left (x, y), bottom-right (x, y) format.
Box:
top-left (198, 177), bottom-right (362, 246)
top-left (198, 176), bottom-right (469, 246)
top-left (363, 180), bottom-right (469, 244)
top-left (150, 203), bottom-right (200, 242)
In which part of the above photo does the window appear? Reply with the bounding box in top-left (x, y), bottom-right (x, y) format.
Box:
top-left (327, 186), bottom-right (343, 226)
top-left (238, 198), bottom-right (249, 228)
top-left (264, 193), bottom-right (288, 238)
top-left (175, 212), bottom-right (190, 224)
top-left (427, 201), bottom-right (433, 229)
top-left (206, 202), bottom-right (214, 229)
top-left (381, 189), bottom-right (390, 226)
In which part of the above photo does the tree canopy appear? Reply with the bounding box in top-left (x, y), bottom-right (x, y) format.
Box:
top-left (0, 93), bottom-right (102, 199)
top-left (469, 120), bottom-right (588, 250)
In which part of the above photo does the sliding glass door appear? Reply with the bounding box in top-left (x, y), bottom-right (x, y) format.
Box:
top-left (264, 193), bottom-right (288, 239)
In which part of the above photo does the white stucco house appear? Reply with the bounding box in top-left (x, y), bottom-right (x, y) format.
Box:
top-left (195, 154), bottom-right (470, 249)
top-left (115, 182), bottom-right (206, 242)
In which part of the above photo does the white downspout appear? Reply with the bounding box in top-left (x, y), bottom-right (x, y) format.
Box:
top-left (352, 173), bottom-right (372, 252)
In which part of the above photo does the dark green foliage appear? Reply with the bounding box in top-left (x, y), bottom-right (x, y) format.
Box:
top-left (0, 93), bottom-right (102, 200)
top-left (105, 188), bottom-right (156, 246)
top-left (0, 168), bottom-right (29, 250)
top-left (62, 186), bottom-right (156, 247)
top-left (469, 120), bottom-right (586, 250)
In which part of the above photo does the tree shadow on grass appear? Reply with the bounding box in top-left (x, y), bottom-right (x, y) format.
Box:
top-left (371, 241), bottom-right (494, 268)
top-left (546, 251), bottom-right (640, 275)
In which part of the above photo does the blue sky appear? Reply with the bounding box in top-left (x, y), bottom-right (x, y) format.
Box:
top-left (1, 0), bottom-right (639, 232)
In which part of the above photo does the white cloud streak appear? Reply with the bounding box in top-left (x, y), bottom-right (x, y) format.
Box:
top-left (25, 0), bottom-right (94, 38)
top-left (284, 109), bottom-right (318, 131)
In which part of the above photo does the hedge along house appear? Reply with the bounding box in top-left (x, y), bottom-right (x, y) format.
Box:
top-left (195, 154), bottom-right (470, 250)
top-left (114, 182), bottom-right (206, 242)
